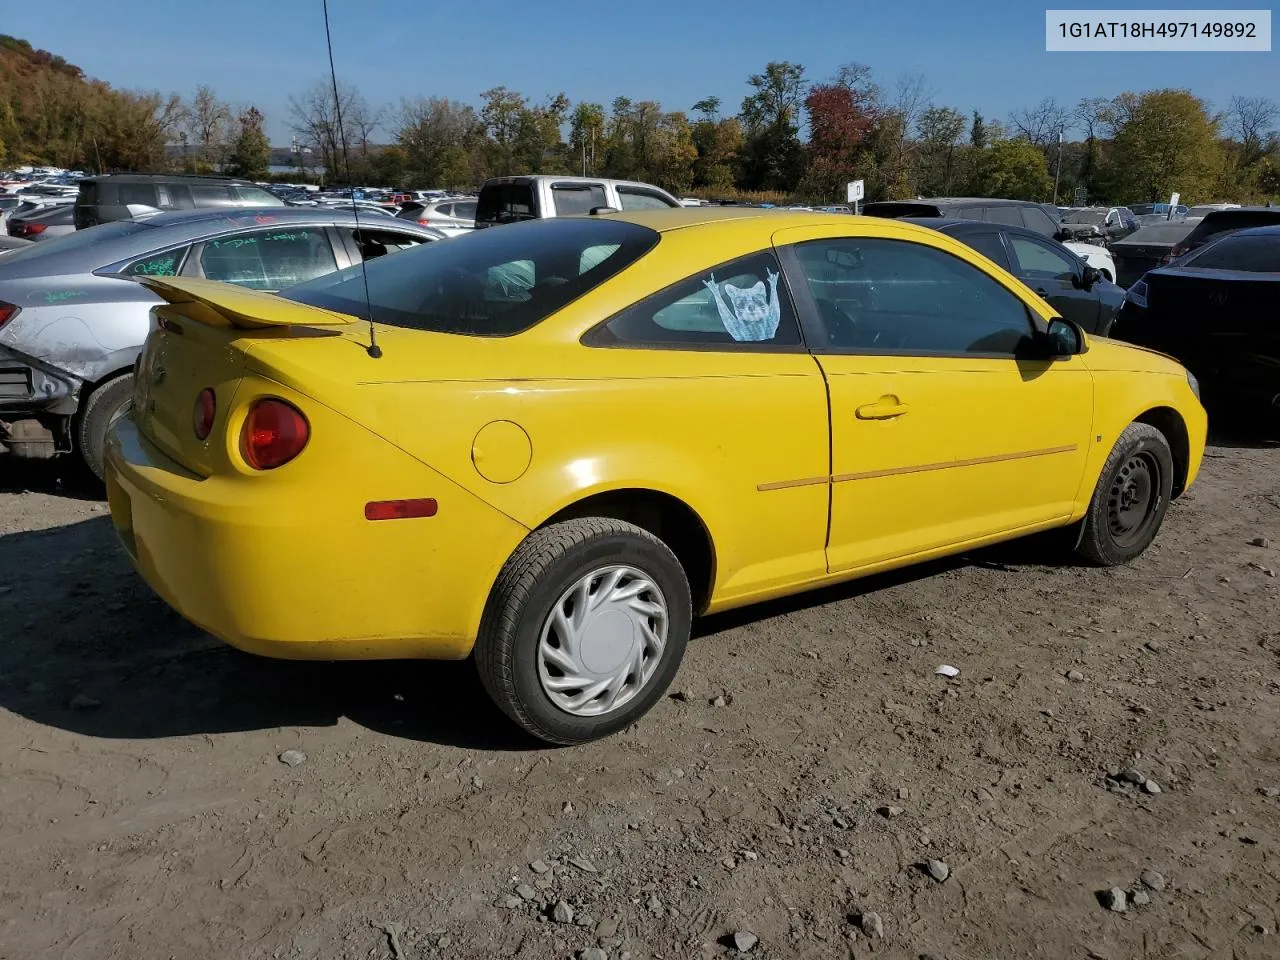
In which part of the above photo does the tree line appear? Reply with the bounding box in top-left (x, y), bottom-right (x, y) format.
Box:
top-left (3, 34), bottom-right (1277, 205)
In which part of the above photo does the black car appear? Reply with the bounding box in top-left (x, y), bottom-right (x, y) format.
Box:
top-left (1164, 207), bottom-right (1280, 262)
top-left (863, 197), bottom-right (1072, 241)
top-left (1110, 225), bottom-right (1280, 414)
top-left (74, 174), bottom-right (286, 228)
top-left (1109, 221), bottom-right (1198, 287)
top-left (901, 217), bottom-right (1125, 335)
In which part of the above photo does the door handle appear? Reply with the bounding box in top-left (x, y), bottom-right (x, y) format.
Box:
top-left (1035, 287), bottom-right (1049, 296)
top-left (855, 398), bottom-right (909, 420)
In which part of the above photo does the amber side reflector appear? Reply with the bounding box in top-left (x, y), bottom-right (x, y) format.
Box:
top-left (364, 498), bottom-right (438, 521)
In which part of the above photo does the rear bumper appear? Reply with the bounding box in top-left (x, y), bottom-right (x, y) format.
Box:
top-left (104, 414), bottom-right (527, 660)
top-left (0, 346), bottom-right (77, 415)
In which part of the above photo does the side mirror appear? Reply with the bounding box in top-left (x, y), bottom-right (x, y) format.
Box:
top-left (1053, 228), bottom-right (1072, 242)
top-left (588, 206), bottom-right (620, 216)
top-left (1045, 317), bottom-right (1086, 357)
top-left (1076, 265), bottom-right (1100, 290)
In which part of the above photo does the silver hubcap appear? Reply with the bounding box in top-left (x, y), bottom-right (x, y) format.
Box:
top-left (537, 565), bottom-right (668, 717)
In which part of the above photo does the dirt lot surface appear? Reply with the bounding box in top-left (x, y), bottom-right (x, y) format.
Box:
top-left (2, 437), bottom-right (1279, 960)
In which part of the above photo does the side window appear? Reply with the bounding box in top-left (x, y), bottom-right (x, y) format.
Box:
top-left (199, 227), bottom-right (338, 290)
top-left (125, 246), bottom-right (191, 277)
top-left (552, 183), bottom-right (608, 216)
top-left (792, 237), bottom-right (1035, 356)
top-left (953, 206), bottom-right (985, 220)
top-left (350, 228), bottom-right (431, 261)
top-left (1008, 236), bottom-right (1078, 281)
top-left (986, 205), bottom-right (1023, 226)
top-left (960, 231), bottom-right (1010, 269)
top-left (587, 250), bottom-right (802, 349)
top-left (117, 183), bottom-right (159, 207)
top-left (617, 188), bottom-right (676, 210)
top-left (189, 185), bottom-right (238, 208)
top-left (1021, 207), bottom-right (1058, 237)
top-left (452, 200), bottom-right (477, 220)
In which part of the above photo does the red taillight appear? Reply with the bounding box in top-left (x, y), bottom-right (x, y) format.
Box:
top-left (364, 498), bottom-right (438, 521)
top-left (193, 388), bottom-right (216, 440)
top-left (0, 301), bottom-right (17, 329)
top-left (15, 222), bottom-right (47, 236)
top-left (241, 398), bottom-right (309, 470)
top-left (416, 218), bottom-right (431, 226)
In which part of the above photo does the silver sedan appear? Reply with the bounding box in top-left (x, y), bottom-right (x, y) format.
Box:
top-left (0, 207), bottom-right (444, 479)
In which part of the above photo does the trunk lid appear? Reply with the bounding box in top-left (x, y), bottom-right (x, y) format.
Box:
top-left (131, 277), bottom-right (357, 476)
top-left (1129, 268), bottom-right (1280, 383)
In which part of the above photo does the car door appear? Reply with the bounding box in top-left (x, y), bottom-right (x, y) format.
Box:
top-left (581, 247), bottom-right (830, 602)
top-left (1005, 233), bottom-right (1100, 332)
top-left (776, 226), bottom-right (1094, 574)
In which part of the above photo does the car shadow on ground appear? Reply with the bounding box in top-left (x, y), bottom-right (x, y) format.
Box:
top-left (0, 512), bottom-right (533, 752)
top-left (0, 504), bottom-right (1073, 752)
top-left (0, 458), bottom-right (104, 500)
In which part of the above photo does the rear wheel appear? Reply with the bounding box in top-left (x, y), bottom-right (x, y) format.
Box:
top-left (1075, 422), bottom-right (1174, 566)
top-left (475, 518), bottom-right (691, 745)
top-left (77, 374), bottom-right (133, 482)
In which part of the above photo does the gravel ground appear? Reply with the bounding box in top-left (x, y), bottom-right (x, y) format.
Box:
top-left (1, 435), bottom-right (1278, 960)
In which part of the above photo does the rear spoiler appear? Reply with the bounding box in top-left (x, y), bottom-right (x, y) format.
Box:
top-left (133, 276), bottom-right (356, 330)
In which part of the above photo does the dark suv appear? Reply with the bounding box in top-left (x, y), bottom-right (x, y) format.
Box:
top-left (74, 174), bottom-right (286, 228)
top-left (862, 197), bottom-right (1072, 241)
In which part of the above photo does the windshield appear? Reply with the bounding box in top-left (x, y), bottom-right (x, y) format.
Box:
top-left (0, 219), bottom-right (153, 264)
top-left (1063, 209), bottom-right (1107, 224)
top-left (281, 217), bottom-right (660, 336)
top-left (1185, 233), bottom-right (1280, 273)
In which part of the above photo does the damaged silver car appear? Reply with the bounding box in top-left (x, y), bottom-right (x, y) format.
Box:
top-left (0, 207), bottom-right (444, 479)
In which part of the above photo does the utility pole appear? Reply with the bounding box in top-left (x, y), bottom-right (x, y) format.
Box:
top-left (1052, 128), bottom-right (1064, 206)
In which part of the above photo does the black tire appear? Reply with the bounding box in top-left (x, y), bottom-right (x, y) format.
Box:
top-left (1075, 422), bottom-right (1174, 566)
top-left (77, 374), bottom-right (133, 483)
top-left (475, 518), bottom-right (692, 745)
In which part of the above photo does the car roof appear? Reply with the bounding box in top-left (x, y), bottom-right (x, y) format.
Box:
top-left (897, 215), bottom-right (1060, 242)
top-left (80, 173), bottom-right (257, 185)
top-left (1218, 223), bottom-right (1280, 237)
top-left (0, 207), bottom-right (441, 279)
top-left (482, 175), bottom-right (679, 197)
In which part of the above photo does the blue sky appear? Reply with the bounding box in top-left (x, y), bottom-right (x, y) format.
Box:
top-left (16, 0), bottom-right (1279, 144)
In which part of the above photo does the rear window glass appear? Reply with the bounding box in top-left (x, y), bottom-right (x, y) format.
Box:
top-left (1185, 233), bottom-right (1280, 273)
top-left (1188, 211), bottom-right (1280, 244)
top-left (476, 182), bottom-right (536, 224)
top-left (281, 218), bottom-right (660, 336)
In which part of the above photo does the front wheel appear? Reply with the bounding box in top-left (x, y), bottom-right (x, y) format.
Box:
top-left (77, 374), bottom-right (133, 482)
top-left (475, 518), bottom-right (691, 745)
top-left (1075, 422), bottom-right (1174, 566)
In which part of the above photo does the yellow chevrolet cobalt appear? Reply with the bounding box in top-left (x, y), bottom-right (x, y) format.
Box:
top-left (105, 209), bottom-right (1206, 744)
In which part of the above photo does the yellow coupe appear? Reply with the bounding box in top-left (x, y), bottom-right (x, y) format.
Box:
top-left (104, 208), bottom-right (1207, 744)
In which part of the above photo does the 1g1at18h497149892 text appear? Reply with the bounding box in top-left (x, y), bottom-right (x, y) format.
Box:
top-left (1045, 9), bottom-right (1272, 50)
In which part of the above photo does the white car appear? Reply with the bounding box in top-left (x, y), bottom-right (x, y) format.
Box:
top-left (1064, 241), bottom-right (1117, 283)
